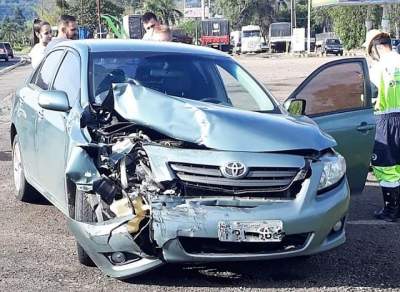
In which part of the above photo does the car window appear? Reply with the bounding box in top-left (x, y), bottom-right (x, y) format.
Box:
top-left (216, 65), bottom-right (272, 111)
top-left (294, 62), bottom-right (366, 116)
top-left (90, 52), bottom-right (278, 113)
top-left (53, 51), bottom-right (81, 106)
top-left (34, 50), bottom-right (64, 90)
top-left (4, 43), bottom-right (11, 49)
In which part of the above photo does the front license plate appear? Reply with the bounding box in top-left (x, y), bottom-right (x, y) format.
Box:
top-left (218, 220), bottom-right (284, 242)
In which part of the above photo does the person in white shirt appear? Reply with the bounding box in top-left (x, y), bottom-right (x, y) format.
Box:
top-left (28, 20), bottom-right (52, 69)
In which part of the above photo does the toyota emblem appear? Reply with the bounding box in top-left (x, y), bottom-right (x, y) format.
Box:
top-left (220, 162), bottom-right (248, 179)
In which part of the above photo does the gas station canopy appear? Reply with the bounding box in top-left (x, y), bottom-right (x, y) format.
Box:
top-left (313, 0), bottom-right (400, 7)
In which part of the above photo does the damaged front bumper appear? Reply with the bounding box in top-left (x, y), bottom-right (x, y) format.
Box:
top-left (67, 157), bottom-right (350, 279)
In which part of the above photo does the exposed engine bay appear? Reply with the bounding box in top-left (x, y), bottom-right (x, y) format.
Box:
top-left (70, 83), bottom-right (319, 262)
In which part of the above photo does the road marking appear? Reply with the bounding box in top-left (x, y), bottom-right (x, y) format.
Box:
top-left (347, 220), bottom-right (397, 225)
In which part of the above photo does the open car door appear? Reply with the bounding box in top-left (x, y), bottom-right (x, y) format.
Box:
top-left (286, 58), bottom-right (375, 194)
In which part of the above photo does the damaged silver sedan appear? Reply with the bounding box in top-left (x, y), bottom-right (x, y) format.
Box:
top-left (11, 40), bottom-right (375, 278)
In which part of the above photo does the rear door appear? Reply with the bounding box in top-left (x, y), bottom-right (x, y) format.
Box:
top-left (287, 58), bottom-right (375, 194)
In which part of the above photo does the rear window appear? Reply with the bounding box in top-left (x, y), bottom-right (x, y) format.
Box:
top-left (326, 39), bottom-right (340, 45)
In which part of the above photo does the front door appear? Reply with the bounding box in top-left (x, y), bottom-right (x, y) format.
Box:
top-left (36, 50), bottom-right (81, 211)
top-left (288, 58), bottom-right (375, 194)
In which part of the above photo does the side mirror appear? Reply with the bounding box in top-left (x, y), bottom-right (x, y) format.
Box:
top-left (284, 99), bottom-right (306, 116)
top-left (38, 90), bottom-right (70, 112)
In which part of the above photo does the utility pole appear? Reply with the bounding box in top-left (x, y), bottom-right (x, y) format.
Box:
top-left (201, 0), bottom-right (205, 20)
top-left (307, 0), bottom-right (310, 54)
top-left (96, 0), bottom-right (102, 38)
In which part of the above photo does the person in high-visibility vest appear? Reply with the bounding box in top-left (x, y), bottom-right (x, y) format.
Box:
top-left (365, 30), bottom-right (400, 222)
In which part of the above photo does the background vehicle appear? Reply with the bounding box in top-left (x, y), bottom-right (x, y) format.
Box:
top-left (230, 30), bottom-right (241, 54)
top-left (391, 39), bottom-right (400, 50)
top-left (200, 19), bottom-right (230, 52)
top-left (392, 39), bottom-right (400, 53)
top-left (315, 33), bottom-right (343, 56)
top-left (269, 22), bottom-right (291, 53)
top-left (241, 25), bottom-right (264, 54)
top-left (322, 38), bottom-right (343, 56)
top-left (123, 14), bottom-right (143, 39)
top-left (0, 42), bottom-right (9, 61)
top-left (11, 40), bottom-right (374, 279)
top-left (1, 42), bottom-right (13, 59)
top-left (171, 28), bottom-right (193, 44)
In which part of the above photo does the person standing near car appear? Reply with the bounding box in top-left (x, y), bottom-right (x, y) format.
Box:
top-left (365, 30), bottom-right (400, 222)
top-left (28, 19), bottom-right (52, 68)
top-left (45, 15), bottom-right (77, 52)
top-left (142, 12), bottom-right (160, 40)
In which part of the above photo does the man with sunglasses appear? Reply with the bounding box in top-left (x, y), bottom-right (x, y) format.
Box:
top-left (142, 12), bottom-right (160, 40)
top-left (46, 15), bottom-right (78, 52)
top-left (365, 30), bottom-right (400, 222)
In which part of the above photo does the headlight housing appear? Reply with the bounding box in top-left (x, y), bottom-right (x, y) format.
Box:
top-left (318, 152), bottom-right (346, 192)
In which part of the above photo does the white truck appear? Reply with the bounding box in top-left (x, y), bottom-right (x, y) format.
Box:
top-left (241, 25), bottom-right (265, 54)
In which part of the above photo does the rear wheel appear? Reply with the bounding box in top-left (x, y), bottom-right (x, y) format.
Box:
top-left (75, 189), bottom-right (96, 267)
top-left (12, 135), bottom-right (35, 202)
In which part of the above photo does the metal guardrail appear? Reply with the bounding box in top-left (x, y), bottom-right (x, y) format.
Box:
top-left (0, 56), bottom-right (29, 76)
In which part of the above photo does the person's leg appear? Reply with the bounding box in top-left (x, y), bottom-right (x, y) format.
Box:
top-left (372, 114), bottom-right (400, 222)
top-left (372, 172), bottom-right (399, 222)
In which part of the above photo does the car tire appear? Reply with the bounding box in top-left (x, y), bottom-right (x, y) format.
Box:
top-left (12, 135), bottom-right (35, 202)
top-left (75, 189), bottom-right (96, 267)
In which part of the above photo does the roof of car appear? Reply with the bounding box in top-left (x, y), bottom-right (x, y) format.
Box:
top-left (58, 39), bottom-right (230, 58)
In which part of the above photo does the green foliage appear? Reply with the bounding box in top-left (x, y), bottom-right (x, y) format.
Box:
top-left (143, 0), bottom-right (183, 26)
top-left (0, 9), bottom-right (31, 49)
top-left (65, 0), bottom-right (124, 33)
top-left (214, 0), bottom-right (276, 35)
top-left (327, 6), bottom-right (367, 50)
top-left (177, 19), bottom-right (198, 37)
top-left (388, 4), bottom-right (400, 38)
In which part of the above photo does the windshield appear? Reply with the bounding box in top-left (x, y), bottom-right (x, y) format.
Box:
top-left (326, 39), bottom-right (340, 45)
top-left (89, 52), bottom-right (278, 113)
top-left (243, 30), bottom-right (261, 38)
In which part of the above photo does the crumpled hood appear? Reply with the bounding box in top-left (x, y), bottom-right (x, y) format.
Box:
top-left (111, 83), bottom-right (336, 152)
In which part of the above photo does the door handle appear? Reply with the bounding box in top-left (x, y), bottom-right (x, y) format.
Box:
top-left (357, 123), bottom-right (374, 132)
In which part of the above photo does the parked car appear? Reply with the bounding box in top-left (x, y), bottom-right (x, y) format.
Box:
top-left (391, 39), bottom-right (400, 51)
top-left (1, 42), bottom-right (14, 59)
top-left (11, 40), bottom-right (375, 279)
top-left (322, 38), bottom-right (344, 56)
top-left (0, 42), bottom-right (9, 61)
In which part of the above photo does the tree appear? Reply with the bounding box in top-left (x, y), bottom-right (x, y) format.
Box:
top-left (143, 0), bottom-right (183, 26)
top-left (388, 4), bottom-right (400, 38)
top-left (177, 19), bottom-right (198, 37)
top-left (65, 0), bottom-right (124, 33)
top-left (0, 16), bottom-right (18, 44)
top-left (13, 7), bottom-right (26, 29)
top-left (214, 0), bottom-right (277, 35)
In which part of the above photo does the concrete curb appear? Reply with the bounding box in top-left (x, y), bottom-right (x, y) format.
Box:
top-left (0, 56), bottom-right (29, 76)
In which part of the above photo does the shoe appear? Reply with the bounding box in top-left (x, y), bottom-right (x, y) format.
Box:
top-left (374, 187), bottom-right (399, 222)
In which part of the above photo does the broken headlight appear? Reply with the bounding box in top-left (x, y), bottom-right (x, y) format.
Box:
top-left (317, 152), bottom-right (346, 193)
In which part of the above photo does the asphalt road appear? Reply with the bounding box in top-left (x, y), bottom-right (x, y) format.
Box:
top-left (0, 57), bottom-right (399, 291)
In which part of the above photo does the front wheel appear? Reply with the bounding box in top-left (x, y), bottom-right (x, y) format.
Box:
top-left (12, 135), bottom-right (35, 202)
top-left (75, 189), bottom-right (96, 267)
